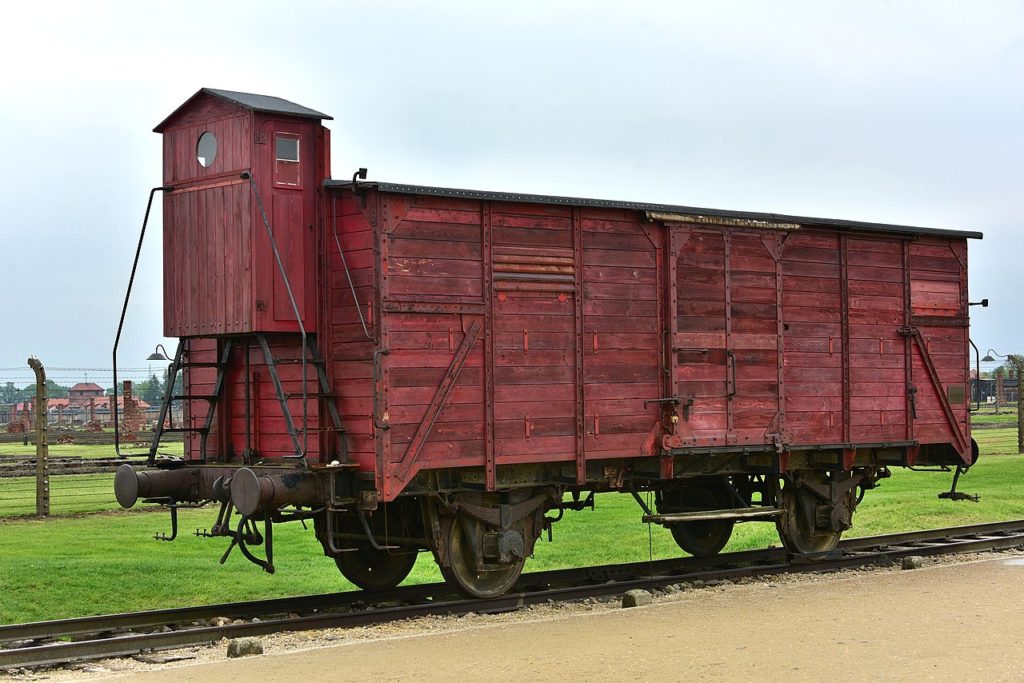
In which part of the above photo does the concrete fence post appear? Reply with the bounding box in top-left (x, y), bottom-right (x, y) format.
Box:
top-left (27, 357), bottom-right (49, 516)
top-left (1009, 355), bottom-right (1024, 455)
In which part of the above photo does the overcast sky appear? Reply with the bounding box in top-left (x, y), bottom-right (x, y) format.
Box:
top-left (0, 0), bottom-right (1020, 388)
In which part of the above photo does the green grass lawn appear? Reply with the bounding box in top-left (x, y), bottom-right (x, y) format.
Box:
top-left (0, 441), bottom-right (183, 459)
top-left (0, 473), bottom-right (118, 517)
top-left (0, 430), bottom-right (1020, 625)
top-left (971, 405), bottom-right (1019, 427)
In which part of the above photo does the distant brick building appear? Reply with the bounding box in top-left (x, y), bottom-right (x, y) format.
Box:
top-left (68, 383), bottom-right (104, 407)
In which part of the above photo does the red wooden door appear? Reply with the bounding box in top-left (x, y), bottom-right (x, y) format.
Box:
top-left (670, 226), bottom-right (783, 447)
top-left (254, 119), bottom-right (316, 331)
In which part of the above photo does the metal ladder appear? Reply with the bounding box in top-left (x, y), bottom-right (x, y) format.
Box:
top-left (147, 335), bottom-right (347, 467)
top-left (148, 338), bottom-right (232, 465)
top-left (254, 333), bottom-right (347, 466)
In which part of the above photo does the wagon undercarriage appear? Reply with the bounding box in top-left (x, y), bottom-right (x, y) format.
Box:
top-left (116, 437), bottom-right (966, 597)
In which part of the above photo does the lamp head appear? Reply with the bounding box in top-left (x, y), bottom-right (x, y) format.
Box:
top-left (147, 344), bottom-right (172, 362)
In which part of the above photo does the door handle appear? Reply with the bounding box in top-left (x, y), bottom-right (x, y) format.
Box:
top-left (726, 350), bottom-right (737, 400)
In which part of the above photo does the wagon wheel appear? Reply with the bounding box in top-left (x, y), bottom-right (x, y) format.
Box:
top-left (776, 476), bottom-right (843, 554)
top-left (441, 513), bottom-right (526, 599)
top-left (333, 545), bottom-right (418, 592)
top-left (314, 513), bottom-right (418, 592)
top-left (659, 480), bottom-right (735, 558)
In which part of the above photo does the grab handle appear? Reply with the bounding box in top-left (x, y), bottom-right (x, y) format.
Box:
top-left (372, 349), bottom-right (391, 430)
top-left (726, 350), bottom-right (737, 400)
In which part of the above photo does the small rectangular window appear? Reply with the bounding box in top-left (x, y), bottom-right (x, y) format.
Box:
top-left (276, 136), bottom-right (299, 162)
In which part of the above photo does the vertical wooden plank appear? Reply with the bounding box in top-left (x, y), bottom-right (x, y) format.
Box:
top-left (840, 234), bottom-right (851, 445)
top-left (572, 207), bottom-right (586, 484)
top-left (901, 238), bottom-right (916, 460)
top-left (657, 224), bottom-right (673, 479)
top-left (774, 234), bottom-right (786, 441)
top-left (723, 232), bottom-right (734, 443)
top-left (483, 202), bottom-right (496, 490)
top-left (373, 192), bottom-right (391, 497)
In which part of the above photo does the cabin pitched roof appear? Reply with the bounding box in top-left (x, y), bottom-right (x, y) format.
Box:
top-left (154, 88), bottom-right (332, 132)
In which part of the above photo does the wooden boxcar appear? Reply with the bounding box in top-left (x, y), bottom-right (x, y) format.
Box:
top-left (116, 89), bottom-right (982, 597)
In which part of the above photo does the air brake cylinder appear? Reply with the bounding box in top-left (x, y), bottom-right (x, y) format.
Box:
top-left (229, 467), bottom-right (321, 517)
top-left (114, 464), bottom-right (197, 508)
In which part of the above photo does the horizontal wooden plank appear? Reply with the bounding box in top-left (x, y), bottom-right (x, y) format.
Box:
top-left (585, 282), bottom-right (657, 301)
top-left (781, 264), bottom-right (841, 286)
top-left (584, 299), bottom-right (658, 317)
top-left (389, 237), bottom-right (482, 260)
top-left (584, 382), bottom-right (661, 400)
top-left (390, 257), bottom-right (483, 279)
top-left (403, 206), bottom-right (482, 225)
top-left (585, 365), bottom-right (659, 383)
top-left (495, 383), bottom-right (575, 402)
top-left (390, 220), bottom-right (481, 242)
top-left (583, 264), bottom-right (657, 284)
top-left (495, 400), bottom-right (576, 419)
top-left (495, 349), bottom-right (573, 367)
top-left (388, 275), bottom-right (483, 298)
top-left (494, 225), bottom-right (573, 248)
top-left (581, 230), bottom-right (654, 252)
top-left (391, 366), bottom-right (483, 387)
top-left (389, 385), bottom-right (484, 406)
top-left (584, 248), bottom-right (656, 268)
top-left (494, 365), bottom-right (574, 384)
top-left (847, 265), bottom-right (905, 283)
top-left (495, 331), bottom-right (575, 351)
top-left (910, 255), bottom-right (961, 273)
top-left (493, 213), bottom-right (571, 229)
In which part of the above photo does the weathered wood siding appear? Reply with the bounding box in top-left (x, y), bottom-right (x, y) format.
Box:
top-left (335, 190), bottom-right (973, 499)
top-left (161, 96), bottom-right (323, 337)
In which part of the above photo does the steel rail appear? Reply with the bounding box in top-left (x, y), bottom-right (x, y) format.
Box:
top-left (3, 519), bottom-right (1024, 669)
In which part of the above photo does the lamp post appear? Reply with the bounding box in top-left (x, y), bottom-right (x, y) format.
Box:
top-left (982, 349), bottom-right (1024, 454)
top-left (146, 344), bottom-right (175, 430)
top-left (147, 344), bottom-right (172, 361)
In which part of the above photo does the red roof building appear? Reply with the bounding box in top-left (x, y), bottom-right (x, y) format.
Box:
top-left (68, 383), bottom-right (105, 407)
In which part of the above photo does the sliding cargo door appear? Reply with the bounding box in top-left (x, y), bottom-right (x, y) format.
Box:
top-left (671, 226), bottom-right (783, 447)
top-left (489, 206), bottom-right (579, 479)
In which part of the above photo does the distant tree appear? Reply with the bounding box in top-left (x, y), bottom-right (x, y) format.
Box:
top-left (19, 380), bottom-right (68, 399)
top-left (136, 373), bottom-right (166, 404)
top-left (0, 382), bottom-right (27, 404)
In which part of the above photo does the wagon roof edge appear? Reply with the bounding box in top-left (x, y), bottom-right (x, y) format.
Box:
top-left (154, 88), bottom-right (332, 132)
top-left (324, 180), bottom-right (983, 240)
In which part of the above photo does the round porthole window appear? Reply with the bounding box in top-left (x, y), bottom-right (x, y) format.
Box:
top-left (196, 131), bottom-right (217, 168)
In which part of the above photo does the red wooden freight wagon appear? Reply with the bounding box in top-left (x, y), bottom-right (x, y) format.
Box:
top-left (115, 89), bottom-right (982, 597)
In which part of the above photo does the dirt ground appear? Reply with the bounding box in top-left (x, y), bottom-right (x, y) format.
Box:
top-left (20, 552), bottom-right (1024, 682)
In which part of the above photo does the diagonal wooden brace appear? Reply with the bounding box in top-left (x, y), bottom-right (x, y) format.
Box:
top-left (395, 319), bottom-right (483, 483)
top-left (900, 326), bottom-right (970, 461)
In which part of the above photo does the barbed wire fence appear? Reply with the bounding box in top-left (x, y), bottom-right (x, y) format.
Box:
top-left (0, 358), bottom-right (180, 519)
top-left (0, 440), bottom-right (180, 519)
top-left (0, 470), bottom-right (119, 517)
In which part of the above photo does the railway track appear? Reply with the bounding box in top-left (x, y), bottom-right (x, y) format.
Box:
top-left (3, 519), bottom-right (1023, 670)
